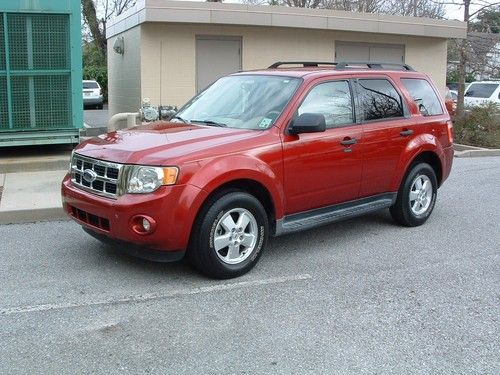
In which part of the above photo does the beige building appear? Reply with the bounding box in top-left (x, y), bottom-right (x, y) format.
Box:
top-left (106, 0), bottom-right (466, 116)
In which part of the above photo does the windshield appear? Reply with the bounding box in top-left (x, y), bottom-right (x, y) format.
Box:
top-left (176, 75), bottom-right (302, 130)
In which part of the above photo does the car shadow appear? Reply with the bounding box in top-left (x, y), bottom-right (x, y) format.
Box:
top-left (84, 209), bottom-right (395, 279)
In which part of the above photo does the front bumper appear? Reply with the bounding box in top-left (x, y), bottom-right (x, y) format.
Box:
top-left (61, 174), bottom-right (206, 256)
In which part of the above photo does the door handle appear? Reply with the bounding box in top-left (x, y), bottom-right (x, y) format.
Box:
top-left (340, 138), bottom-right (357, 146)
top-left (400, 129), bottom-right (413, 137)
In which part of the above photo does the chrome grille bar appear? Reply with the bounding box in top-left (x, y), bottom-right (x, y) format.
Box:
top-left (71, 153), bottom-right (123, 199)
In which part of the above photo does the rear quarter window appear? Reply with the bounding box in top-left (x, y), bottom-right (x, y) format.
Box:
top-left (401, 78), bottom-right (443, 116)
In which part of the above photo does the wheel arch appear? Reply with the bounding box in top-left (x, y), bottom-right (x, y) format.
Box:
top-left (408, 151), bottom-right (443, 186)
top-left (193, 178), bottom-right (277, 234)
top-left (391, 137), bottom-right (446, 191)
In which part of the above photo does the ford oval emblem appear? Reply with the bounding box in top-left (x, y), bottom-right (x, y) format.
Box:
top-left (83, 169), bottom-right (98, 183)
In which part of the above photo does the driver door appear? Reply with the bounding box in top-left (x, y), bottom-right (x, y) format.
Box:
top-left (281, 79), bottom-right (363, 215)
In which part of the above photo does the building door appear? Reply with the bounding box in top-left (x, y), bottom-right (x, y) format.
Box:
top-left (335, 42), bottom-right (405, 63)
top-left (196, 36), bottom-right (241, 93)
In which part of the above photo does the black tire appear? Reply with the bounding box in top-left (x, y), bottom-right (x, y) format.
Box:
top-left (390, 162), bottom-right (438, 227)
top-left (188, 191), bottom-right (269, 279)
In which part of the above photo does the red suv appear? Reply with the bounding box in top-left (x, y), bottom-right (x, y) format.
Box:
top-left (62, 62), bottom-right (454, 278)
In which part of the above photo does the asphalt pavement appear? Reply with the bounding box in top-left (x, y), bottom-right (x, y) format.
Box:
top-left (84, 104), bottom-right (109, 128)
top-left (0, 157), bottom-right (499, 374)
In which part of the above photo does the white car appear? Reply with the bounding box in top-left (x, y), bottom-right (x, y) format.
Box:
top-left (464, 81), bottom-right (500, 107)
top-left (83, 80), bottom-right (104, 109)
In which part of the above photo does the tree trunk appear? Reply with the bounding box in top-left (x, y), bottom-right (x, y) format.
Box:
top-left (81, 0), bottom-right (107, 57)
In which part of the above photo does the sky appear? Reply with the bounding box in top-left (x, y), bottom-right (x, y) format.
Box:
top-left (444, 0), bottom-right (499, 21)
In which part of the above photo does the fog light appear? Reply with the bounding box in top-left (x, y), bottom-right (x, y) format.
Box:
top-left (142, 218), bottom-right (151, 232)
top-left (130, 215), bottom-right (157, 235)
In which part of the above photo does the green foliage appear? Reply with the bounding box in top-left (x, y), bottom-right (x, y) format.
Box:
top-left (82, 41), bottom-right (108, 100)
top-left (446, 69), bottom-right (475, 85)
top-left (471, 7), bottom-right (500, 34)
top-left (453, 102), bottom-right (500, 148)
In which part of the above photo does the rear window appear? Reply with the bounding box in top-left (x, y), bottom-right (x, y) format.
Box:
top-left (83, 81), bottom-right (99, 89)
top-left (465, 83), bottom-right (498, 98)
top-left (402, 78), bottom-right (443, 116)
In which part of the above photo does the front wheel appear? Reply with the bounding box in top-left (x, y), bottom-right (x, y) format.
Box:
top-left (390, 162), bottom-right (437, 227)
top-left (188, 191), bottom-right (269, 279)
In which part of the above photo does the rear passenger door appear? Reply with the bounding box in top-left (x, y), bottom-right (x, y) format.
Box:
top-left (355, 77), bottom-right (414, 197)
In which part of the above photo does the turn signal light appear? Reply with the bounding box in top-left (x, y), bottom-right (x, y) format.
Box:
top-left (163, 167), bottom-right (179, 185)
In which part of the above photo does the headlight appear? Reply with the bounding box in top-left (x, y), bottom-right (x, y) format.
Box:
top-left (126, 166), bottom-right (179, 194)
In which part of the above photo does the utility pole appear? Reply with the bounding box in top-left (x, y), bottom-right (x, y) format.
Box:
top-left (456, 0), bottom-right (470, 117)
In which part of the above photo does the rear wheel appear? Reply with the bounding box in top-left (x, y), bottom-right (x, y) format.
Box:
top-left (188, 191), bottom-right (268, 279)
top-left (390, 162), bottom-right (437, 227)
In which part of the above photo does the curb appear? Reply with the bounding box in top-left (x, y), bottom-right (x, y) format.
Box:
top-left (0, 158), bottom-right (70, 174)
top-left (0, 207), bottom-right (69, 225)
top-left (453, 143), bottom-right (500, 158)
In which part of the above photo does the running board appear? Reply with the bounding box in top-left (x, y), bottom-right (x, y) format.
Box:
top-left (275, 193), bottom-right (397, 236)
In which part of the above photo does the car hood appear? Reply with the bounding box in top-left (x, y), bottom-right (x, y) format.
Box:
top-left (75, 122), bottom-right (264, 165)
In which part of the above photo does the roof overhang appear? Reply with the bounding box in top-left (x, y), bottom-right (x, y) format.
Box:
top-left (107, 0), bottom-right (467, 40)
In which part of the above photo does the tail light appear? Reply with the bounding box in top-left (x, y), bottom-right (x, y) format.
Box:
top-left (447, 120), bottom-right (453, 144)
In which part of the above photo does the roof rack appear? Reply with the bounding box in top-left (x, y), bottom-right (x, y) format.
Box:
top-left (268, 61), bottom-right (338, 68)
top-left (267, 61), bottom-right (415, 71)
top-left (335, 62), bottom-right (415, 71)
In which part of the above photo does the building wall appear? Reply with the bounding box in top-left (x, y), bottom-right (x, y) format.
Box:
top-left (109, 23), bottom-right (448, 114)
top-left (107, 26), bottom-right (142, 116)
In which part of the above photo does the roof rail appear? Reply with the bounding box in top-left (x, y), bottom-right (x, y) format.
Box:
top-left (268, 61), bottom-right (338, 68)
top-left (335, 62), bottom-right (415, 71)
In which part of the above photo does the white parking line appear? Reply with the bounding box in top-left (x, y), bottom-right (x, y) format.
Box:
top-left (0, 274), bottom-right (312, 316)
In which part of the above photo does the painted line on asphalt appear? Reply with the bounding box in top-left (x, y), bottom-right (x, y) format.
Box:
top-left (0, 274), bottom-right (312, 316)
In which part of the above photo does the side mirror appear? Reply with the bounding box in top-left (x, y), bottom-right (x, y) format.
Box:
top-left (289, 113), bottom-right (326, 135)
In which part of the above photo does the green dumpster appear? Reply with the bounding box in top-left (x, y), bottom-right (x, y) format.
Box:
top-left (0, 0), bottom-right (82, 147)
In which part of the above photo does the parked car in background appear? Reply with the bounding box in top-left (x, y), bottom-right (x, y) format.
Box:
top-left (445, 86), bottom-right (457, 117)
top-left (83, 80), bottom-right (104, 109)
top-left (464, 81), bottom-right (500, 107)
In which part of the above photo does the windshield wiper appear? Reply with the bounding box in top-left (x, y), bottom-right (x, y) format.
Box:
top-left (190, 119), bottom-right (227, 127)
top-left (171, 115), bottom-right (187, 123)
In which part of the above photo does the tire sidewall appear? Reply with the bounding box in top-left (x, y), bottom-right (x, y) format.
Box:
top-left (401, 163), bottom-right (437, 225)
top-left (198, 192), bottom-right (268, 277)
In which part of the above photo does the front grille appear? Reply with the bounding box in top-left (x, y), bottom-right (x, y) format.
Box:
top-left (68, 204), bottom-right (110, 231)
top-left (71, 153), bottom-right (123, 199)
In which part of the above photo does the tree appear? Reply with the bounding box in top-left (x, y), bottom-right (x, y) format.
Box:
top-left (381, 0), bottom-right (445, 18)
top-left (245, 0), bottom-right (445, 17)
top-left (81, 0), bottom-right (136, 58)
top-left (471, 6), bottom-right (500, 33)
top-left (449, 2), bottom-right (500, 116)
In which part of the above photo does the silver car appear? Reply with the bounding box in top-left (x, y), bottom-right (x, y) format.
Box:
top-left (83, 80), bottom-right (104, 109)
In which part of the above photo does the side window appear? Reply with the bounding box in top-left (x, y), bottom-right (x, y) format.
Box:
top-left (358, 79), bottom-right (404, 121)
top-left (297, 81), bottom-right (354, 128)
top-left (401, 78), bottom-right (443, 116)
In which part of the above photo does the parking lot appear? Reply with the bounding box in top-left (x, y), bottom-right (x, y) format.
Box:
top-left (0, 157), bottom-right (499, 374)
